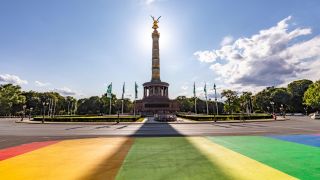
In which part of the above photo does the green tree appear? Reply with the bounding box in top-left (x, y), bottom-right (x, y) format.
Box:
top-left (0, 84), bottom-right (26, 116)
top-left (270, 88), bottom-right (291, 112)
top-left (176, 96), bottom-right (193, 112)
top-left (221, 89), bottom-right (239, 114)
top-left (304, 81), bottom-right (320, 111)
top-left (239, 92), bottom-right (253, 113)
top-left (253, 87), bottom-right (274, 113)
top-left (77, 96), bottom-right (101, 115)
top-left (287, 79), bottom-right (313, 112)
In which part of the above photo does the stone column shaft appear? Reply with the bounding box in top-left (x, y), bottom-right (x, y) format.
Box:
top-left (152, 30), bottom-right (160, 81)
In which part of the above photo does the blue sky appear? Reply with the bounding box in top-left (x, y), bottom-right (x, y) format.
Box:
top-left (1, 0), bottom-right (320, 100)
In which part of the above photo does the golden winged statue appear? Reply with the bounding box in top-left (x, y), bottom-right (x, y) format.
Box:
top-left (151, 16), bottom-right (161, 30)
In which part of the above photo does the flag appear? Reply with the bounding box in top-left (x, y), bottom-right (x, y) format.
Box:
top-left (135, 82), bottom-right (138, 99)
top-left (106, 83), bottom-right (112, 98)
top-left (193, 82), bottom-right (196, 98)
top-left (204, 83), bottom-right (207, 99)
top-left (122, 82), bottom-right (125, 99)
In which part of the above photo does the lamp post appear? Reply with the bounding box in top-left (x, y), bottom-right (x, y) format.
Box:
top-left (211, 99), bottom-right (215, 115)
top-left (304, 107), bottom-right (308, 116)
top-left (280, 104), bottom-right (285, 118)
top-left (270, 101), bottom-right (275, 114)
top-left (214, 84), bottom-right (218, 115)
top-left (67, 100), bottom-right (70, 116)
top-left (21, 105), bottom-right (27, 121)
top-left (42, 102), bottom-right (48, 123)
top-left (240, 102), bottom-right (245, 122)
top-left (29, 107), bottom-right (33, 120)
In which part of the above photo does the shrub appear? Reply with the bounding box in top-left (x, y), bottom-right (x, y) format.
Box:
top-left (176, 113), bottom-right (272, 121)
top-left (33, 115), bottom-right (142, 122)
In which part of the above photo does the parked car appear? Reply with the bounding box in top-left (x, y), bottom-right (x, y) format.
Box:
top-left (156, 114), bottom-right (177, 122)
top-left (310, 113), bottom-right (320, 119)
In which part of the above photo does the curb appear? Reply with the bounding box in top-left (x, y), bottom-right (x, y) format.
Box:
top-left (15, 118), bottom-right (289, 125)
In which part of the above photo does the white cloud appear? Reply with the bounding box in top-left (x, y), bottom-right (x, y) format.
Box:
top-left (194, 16), bottom-right (320, 89)
top-left (144, 0), bottom-right (156, 5)
top-left (220, 35), bottom-right (234, 46)
top-left (193, 50), bottom-right (217, 63)
top-left (0, 74), bottom-right (28, 85)
top-left (53, 87), bottom-right (80, 97)
top-left (35, 81), bottom-right (50, 87)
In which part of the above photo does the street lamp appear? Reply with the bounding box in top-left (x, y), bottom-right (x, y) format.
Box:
top-left (280, 104), bottom-right (285, 118)
top-left (240, 102), bottom-right (245, 122)
top-left (304, 107), bottom-right (308, 116)
top-left (29, 107), bottom-right (33, 120)
top-left (21, 105), bottom-right (27, 121)
top-left (270, 101), bottom-right (275, 114)
top-left (42, 102), bottom-right (49, 123)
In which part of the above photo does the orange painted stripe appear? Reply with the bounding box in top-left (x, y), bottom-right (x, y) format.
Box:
top-left (0, 137), bottom-right (133, 180)
top-left (0, 141), bottom-right (59, 161)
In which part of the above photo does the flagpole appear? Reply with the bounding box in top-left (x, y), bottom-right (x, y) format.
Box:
top-left (109, 97), bottom-right (112, 115)
top-left (194, 98), bottom-right (197, 114)
top-left (134, 81), bottom-right (138, 117)
top-left (134, 98), bottom-right (136, 117)
top-left (204, 83), bottom-right (208, 115)
top-left (121, 82), bottom-right (125, 115)
top-left (121, 99), bottom-right (124, 115)
top-left (194, 82), bottom-right (197, 114)
top-left (206, 97), bottom-right (209, 115)
top-left (214, 84), bottom-right (218, 115)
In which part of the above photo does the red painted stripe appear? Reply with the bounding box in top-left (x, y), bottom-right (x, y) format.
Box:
top-left (0, 141), bottom-right (60, 161)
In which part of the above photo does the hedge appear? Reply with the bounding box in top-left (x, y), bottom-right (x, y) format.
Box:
top-left (176, 113), bottom-right (272, 121)
top-left (33, 115), bottom-right (142, 122)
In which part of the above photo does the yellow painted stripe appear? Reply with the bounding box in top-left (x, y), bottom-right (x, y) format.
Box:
top-left (188, 137), bottom-right (297, 180)
top-left (0, 137), bottom-right (133, 180)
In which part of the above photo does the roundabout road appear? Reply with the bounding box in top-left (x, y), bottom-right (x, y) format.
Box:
top-left (0, 116), bottom-right (319, 148)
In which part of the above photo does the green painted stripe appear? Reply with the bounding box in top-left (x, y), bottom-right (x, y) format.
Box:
top-left (116, 137), bottom-right (233, 180)
top-left (207, 136), bottom-right (320, 179)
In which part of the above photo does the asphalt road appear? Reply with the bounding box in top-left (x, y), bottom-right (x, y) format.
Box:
top-left (1, 116), bottom-right (319, 149)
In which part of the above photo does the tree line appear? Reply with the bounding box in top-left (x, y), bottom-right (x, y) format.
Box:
top-left (170, 79), bottom-right (319, 114)
top-left (0, 79), bottom-right (319, 116)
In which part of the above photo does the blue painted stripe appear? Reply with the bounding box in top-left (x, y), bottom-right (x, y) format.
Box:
top-left (269, 134), bottom-right (320, 147)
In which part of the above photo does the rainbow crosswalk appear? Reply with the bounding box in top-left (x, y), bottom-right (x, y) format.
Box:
top-left (1, 135), bottom-right (320, 179)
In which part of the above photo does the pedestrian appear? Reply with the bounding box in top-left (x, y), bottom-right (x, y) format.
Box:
top-left (117, 111), bottom-right (120, 124)
top-left (273, 113), bottom-right (277, 120)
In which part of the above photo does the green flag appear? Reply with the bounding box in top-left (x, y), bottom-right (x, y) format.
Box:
top-left (135, 82), bottom-right (138, 99)
top-left (122, 82), bottom-right (125, 99)
top-left (107, 83), bottom-right (112, 98)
